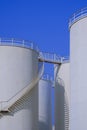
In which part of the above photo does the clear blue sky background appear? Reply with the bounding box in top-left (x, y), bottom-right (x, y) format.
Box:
top-left (0, 0), bottom-right (87, 125)
top-left (0, 0), bottom-right (87, 56)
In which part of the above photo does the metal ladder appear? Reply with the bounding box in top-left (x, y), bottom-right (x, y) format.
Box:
top-left (56, 77), bottom-right (70, 130)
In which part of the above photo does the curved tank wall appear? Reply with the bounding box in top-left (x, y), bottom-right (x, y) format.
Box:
top-left (0, 45), bottom-right (39, 130)
top-left (39, 78), bottom-right (52, 130)
top-left (70, 11), bottom-right (87, 130)
top-left (55, 63), bottom-right (70, 130)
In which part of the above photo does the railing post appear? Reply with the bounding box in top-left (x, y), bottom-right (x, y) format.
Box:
top-left (47, 74), bottom-right (49, 80)
top-left (48, 53), bottom-right (49, 60)
top-left (54, 54), bottom-right (56, 61)
top-left (36, 46), bottom-right (39, 52)
top-left (51, 77), bottom-right (53, 82)
top-left (74, 13), bottom-right (75, 22)
top-left (31, 42), bottom-right (33, 49)
top-left (0, 38), bottom-right (1, 45)
top-left (81, 9), bottom-right (83, 16)
top-left (12, 38), bottom-right (14, 45)
top-left (61, 57), bottom-right (63, 63)
top-left (45, 53), bottom-right (46, 60)
top-left (23, 40), bottom-right (25, 47)
top-left (40, 52), bottom-right (43, 59)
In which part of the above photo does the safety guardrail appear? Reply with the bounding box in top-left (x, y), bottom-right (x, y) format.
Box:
top-left (0, 62), bottom-right (44, 113)
top-left (39, 52), bottom-right (61, 62)
top-left (69, 7), bottom-right (87, 28)
top-left (61, 56), bottom-right (69, 63)
top-left (0, 38), bottom-right (39, 51)
top-left (39, 52), bottom-right (69, 64)
top-left (0, 38), bottom-right (69, 63)
top-left (42, 74), bottom-right (53, 81)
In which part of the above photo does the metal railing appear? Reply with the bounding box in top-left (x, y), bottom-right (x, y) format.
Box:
top-left (0, 62), bottom-right (44, 112)
top-left (0, 38), bottom-right (39, 51)
top-left (0, 38), bottom-right (69, 63)
top-left (69, 7), bottom-right (87, 28)
top-left (39, 52), bottom-right (61, 62)
top-left (39, 52), bottom-right (69, 63)
top-left (61, 56), bottom-right (69, 63)
top-left (42, 74), bottom-right (53, 81)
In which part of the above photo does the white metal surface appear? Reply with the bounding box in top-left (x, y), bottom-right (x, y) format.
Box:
top-left (70, 13), bottom-right (87, 130)
top-left (52, 125), bottom-right (55, 130)
top-left (55, 63), bottom-right (70, 130)
top-left (0, 45), bottom-right (39, 130)
top-left (39, 79), bottom-right (52, 130)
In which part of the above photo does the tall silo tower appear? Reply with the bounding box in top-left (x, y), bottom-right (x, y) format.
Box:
top-left (0, 38), bottom-right (41, 130)
top-left (69, 7), bottom-right (87, 130)
top-left (55, 63), bottom-right (70, 130)
top-left (39, 75), bottom-right (52, 130)
top-left (52, 125), bottom-right (55, 130)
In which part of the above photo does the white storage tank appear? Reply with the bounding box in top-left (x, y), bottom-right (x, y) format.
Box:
top-left (0, 39), bottom-right (39, 130)
top-left (69, 7), bottom-right (87, 130)
top-left (52, 125), bottom-right (55, 130)
top-left (39, 75), bottom-right (52, 130)
top-left (55, 63), bottom-right (70, 130)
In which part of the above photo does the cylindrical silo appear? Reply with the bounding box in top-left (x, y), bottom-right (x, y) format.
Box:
top-left (55, 63), bottom-right (70, 130)
top-left (69, 7), bottom-right (87, 130)
top-left (0, 39), bottom-right (39, 130)
top-left (52, 125), bottom-right (55, 130)
top-left (39, 75), bottom-right (52, 130)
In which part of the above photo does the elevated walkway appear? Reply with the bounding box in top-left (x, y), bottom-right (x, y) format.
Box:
top-left (0, 38), bottom-right (69, 118)
top-left (38, 52), bottom-right (69, 65)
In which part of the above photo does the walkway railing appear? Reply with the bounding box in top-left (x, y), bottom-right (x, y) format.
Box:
top-left (39, 52), bottom-right (69, 64)
top-left (39, 52), bottom-right (61, 62)
top-left (0, 38), bottom-right (39, 51)
top-left (0, 62), bottom-right (44, 115)
top-left (0, 38), bottom-right (69, 64)
top-left (42, 74), bottom-right (53, 82)
top-left (69, 7), bottom-right (87, 28)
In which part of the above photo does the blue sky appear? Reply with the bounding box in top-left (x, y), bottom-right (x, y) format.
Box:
top-left (0, 0), bottom-right (87, 56)
top-left (0, 0), bottom-right (87, 125)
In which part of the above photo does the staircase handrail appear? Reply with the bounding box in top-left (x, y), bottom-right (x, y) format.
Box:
top-left (0, 62), bottom-right (44, 111)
